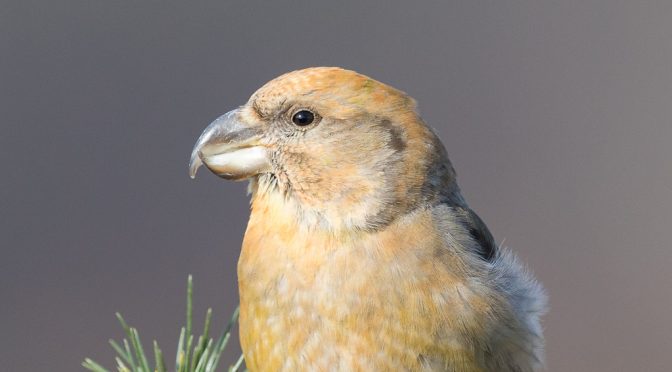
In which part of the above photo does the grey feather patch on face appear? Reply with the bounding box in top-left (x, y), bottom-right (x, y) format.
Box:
top-left (377, 118), bottom-right (407, 152)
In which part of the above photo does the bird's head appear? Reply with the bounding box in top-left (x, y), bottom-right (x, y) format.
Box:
top-left (190, 67), bottom-right (459, 231)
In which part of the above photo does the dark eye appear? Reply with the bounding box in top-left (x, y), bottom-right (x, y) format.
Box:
top-left (292, 110), bottom-right (315, 126)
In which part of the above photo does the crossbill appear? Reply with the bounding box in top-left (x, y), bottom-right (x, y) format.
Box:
top-left (189, 67), bottom-right (546, 371)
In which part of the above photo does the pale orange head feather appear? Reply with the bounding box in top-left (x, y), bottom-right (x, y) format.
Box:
top-left (236, 67), bottom-right (459, 232)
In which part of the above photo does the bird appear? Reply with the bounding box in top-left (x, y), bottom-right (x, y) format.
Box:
top-left (189, 67), bottom-right (546, 371)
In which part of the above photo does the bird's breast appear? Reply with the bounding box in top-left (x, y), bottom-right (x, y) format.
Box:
top-left (237, 194), bottom-right (489, 371)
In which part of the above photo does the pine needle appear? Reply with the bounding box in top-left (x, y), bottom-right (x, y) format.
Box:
top-left (83, 276), bottom-right (242, 372)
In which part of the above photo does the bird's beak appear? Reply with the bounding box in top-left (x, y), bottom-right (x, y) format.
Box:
top-left (189, 109), bottom-right (271, 180)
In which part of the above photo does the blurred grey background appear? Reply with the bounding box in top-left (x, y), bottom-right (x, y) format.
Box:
top-left (2, 1), bottom-right (671, 371)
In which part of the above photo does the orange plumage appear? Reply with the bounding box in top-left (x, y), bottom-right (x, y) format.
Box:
top-left (190, 67), bottom-right (546, 371)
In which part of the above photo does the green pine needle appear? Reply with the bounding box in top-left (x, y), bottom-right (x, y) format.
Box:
top-left (82, 358), bottom-right (109, 372)
top-left (82, 276), bottom-right (243, 372)
top-left (153, 340), bottom-right (167, 372)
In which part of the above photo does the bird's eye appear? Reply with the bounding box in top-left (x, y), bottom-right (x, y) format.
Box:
top-left (291, 110), bottom-right (315, 126)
